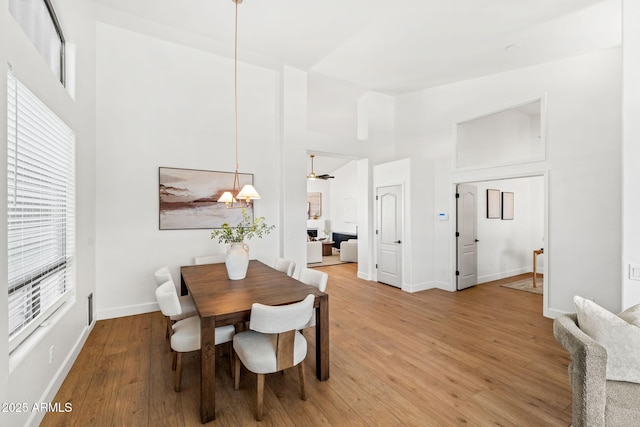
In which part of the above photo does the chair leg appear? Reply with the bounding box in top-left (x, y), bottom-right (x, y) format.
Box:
top-left (256, 373), bottom-right (265, 421)
top-left (165, 316), bottom-right (172, 340)
top-left (174, 352), bottom-right (183, 392)
top-left (234, 354), bottom-right (241, 390)
top-left (172, 351), bottom-right (177, 371)
top-left (229, 343), bottom-right (234, 378)
top-left (298, 363), bottom-right (307, 400)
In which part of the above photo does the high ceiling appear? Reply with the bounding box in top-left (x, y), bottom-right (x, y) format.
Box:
top-left (92, 0), bottom-right (621, 174)
top-left (93, 0), bottom-right (621, 95)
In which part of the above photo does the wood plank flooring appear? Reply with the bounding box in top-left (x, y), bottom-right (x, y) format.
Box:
top-left (41, 266), bottom-right (572, 426)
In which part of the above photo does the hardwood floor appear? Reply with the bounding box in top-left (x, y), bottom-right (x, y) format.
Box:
top-left (41, 266), bottom-right (572, 426)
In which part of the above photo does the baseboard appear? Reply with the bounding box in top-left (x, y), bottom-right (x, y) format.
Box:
top-left (97, 301), bottom-right (158, 321)
top-left (478, 267), bottom-right (529, 284)
top-left (403, 281), bottom-right (436, 293)
top-left (357, 270), bottom-right (371, 281)
top-left (27, 322), bottom-right (94, 427)
top-left (544, 307), bottom-right (567, 320)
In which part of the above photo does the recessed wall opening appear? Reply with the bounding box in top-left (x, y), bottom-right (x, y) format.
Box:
top-left (455, 99), bottom-right (545, 170)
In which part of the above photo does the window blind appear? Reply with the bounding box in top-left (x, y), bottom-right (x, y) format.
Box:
top-left (7, 72), bottom-right (75, 353)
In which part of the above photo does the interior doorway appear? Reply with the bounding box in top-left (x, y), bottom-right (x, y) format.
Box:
top-left (376, 185), bottom-right (403, 288)
top-left (455, 175), bottom-right (546, 292)
top-left (305, 153), bottom-right (370, 278)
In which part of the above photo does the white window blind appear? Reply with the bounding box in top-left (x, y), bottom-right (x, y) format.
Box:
top-left (7, 72), bottom-right (75, 353)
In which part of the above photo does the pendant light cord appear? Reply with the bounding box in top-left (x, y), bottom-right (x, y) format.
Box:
top-left (234, 0), bottom-right (239, 173)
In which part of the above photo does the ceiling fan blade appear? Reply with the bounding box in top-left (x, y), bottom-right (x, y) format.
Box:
top-left (317, 174), bottom-right (335, 180)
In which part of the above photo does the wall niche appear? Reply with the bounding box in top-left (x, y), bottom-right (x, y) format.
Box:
top-left (455, 98), bottom-right (545, 170)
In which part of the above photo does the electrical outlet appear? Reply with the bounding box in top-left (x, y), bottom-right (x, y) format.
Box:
top-left (629, 264), bottom-right (640, 281)
top-left (49, 345), bottom-right (55, 364)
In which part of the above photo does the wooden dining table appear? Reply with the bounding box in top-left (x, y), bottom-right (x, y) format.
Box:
top-left (180, 260), bottom-right (330, 423)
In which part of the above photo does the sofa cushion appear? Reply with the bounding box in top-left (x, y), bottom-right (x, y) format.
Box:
top-left (574, 296), bottom-right (640, 384)
top-left (605, 380), bottom-right (640, 426)
top-left (619, 303), bottom-right (640, 326)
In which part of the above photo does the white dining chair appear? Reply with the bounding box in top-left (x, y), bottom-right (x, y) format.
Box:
top-left (153, 266), bottom-right (173, 286)
top-left (297, 268), bottom-right (328, 329)
top-left (233, 294), bottom-right (315, 420)
top-left (156, 280), bottom-right (235, 392)
top-left (154, 267), bottom-right (197, 338)
top-left (194, 254), bottom-right (226, 265)
top-left (298, 268), bottom-right (328, 292)
top-left (274, 257), bottom-right (296, 277)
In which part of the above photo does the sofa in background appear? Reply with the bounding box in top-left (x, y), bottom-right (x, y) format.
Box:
top-left (340, 239), bottom-right (357, 263)
top-left (307, 240), bottom-right (322, 264)
top-left (553, 313), bottom-right (640, 426)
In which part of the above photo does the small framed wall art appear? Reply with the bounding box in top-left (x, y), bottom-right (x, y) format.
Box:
top-left (502, 191), bottom-right (514, 220)
top-left (486, 189), bottom-right (501, 219)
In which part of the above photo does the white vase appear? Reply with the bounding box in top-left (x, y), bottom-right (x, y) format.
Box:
top-left (225, 242), bottom-right (249, 280)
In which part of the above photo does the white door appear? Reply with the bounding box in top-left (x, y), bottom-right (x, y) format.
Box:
top-left (456, 184), bottom-right (478, 290)
top-left (376, 185), bottom-right (402, 288)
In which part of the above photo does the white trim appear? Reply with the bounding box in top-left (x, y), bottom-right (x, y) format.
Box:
top-left (96, 301), bottom-right (159, 321)
top-left (24, 321), bottom-right (93, 427)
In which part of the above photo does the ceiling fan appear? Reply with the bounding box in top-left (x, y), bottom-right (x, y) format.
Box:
top-left (307, 154), bottom-right (334, 180)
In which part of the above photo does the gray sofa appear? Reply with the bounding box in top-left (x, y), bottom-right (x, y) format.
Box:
top-left (553, 314), bottom-right (640, 426)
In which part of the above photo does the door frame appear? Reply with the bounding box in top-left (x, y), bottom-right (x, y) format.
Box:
top-left (450, 171), bottom-right (550, 314)
top-left (456, 183), bottom-right (478, 290)
top-left (373, 183), bottom-right (405, 289)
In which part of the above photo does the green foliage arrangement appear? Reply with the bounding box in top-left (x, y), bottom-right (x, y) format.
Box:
top-left (210, 208), bottom-right (274, 244)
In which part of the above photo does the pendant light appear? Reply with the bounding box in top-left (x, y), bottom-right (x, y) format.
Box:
top-left (307, 154), bottom-right (317, 180)
top-left (218, 0), bottom-right (261, 208)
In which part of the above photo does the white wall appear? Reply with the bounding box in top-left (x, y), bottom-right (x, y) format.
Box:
top-left (474, 177), bottom-right (544, 283)
top-left (95, 23), bottom-right (280, 319)
top-left (282, 67), bottom-right (392, 281)
top-left (306, 178), bottom-right (331, 237)
top-left (0, 1), bottom-right (96, 426)
top-left (457, 106), bottom-right (542, 169)
top-left (396, 48), bottom-right (622, 316)
top-left (329, 161), bottom-right (359, 235)
top-left (622, 0), bottom-right (640, 308)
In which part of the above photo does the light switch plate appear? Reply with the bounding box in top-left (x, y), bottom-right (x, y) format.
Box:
top-left (629, 264), bottom-right (640, 281)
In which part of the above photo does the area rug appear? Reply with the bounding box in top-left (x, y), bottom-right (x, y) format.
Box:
top-left (308, 254), bottom-right (348, 268)
top-left (500, 277), bottom-right (543, 295)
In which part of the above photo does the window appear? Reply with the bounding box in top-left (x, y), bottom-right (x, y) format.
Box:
top-left (9, 0), bottom-right (66, 85)
top-left (7, 72), bottom-right (75, 353)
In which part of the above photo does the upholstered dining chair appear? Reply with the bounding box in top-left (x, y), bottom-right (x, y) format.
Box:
top-left (156, 280), bottom-right (235, 392)
top-left (298, 268), bottom-right (328, 292)
top-left (194, 254), bottom-right (226, 265)
top-left (233, 294), bottom-right (315, 421)
top-left (154, 266), bottom-right (197, 338)
top-left (274, 257), bottom-right (296, 277)
top-left (297, 268), bottom-right (328, 329)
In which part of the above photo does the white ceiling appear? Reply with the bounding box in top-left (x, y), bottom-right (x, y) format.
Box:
top-left (93, 0), bottom-right (621, 95)
top-left (92, 0), bottom-right (622, 173)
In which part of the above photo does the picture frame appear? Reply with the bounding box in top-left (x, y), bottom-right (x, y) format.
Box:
top-left (159, 166), bottom-right (254, 230)
top-left (307, 192), bottom-right (322, 219)
top-left (502, 191), bottom-right (514, 220)
top-left (486, 189), bottom-right (501, 219)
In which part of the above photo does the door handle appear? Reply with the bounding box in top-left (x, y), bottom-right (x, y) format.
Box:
top-left (475, 239), bottom-right (479, 242)
top-left (394, 240), bottom-right (402, 244)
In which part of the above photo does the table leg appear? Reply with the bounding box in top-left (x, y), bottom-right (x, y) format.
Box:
top-left (200, 316), bottom-right (216, 423)
top-left (315, 295), bottom-right (330, 381)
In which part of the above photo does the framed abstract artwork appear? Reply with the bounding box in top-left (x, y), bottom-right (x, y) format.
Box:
top-left (159, 167), bottom-right (254, 230)
top-left (486, 189), bottom-right (501, 219)
top-left (502, 191), bottom-right (514, 220)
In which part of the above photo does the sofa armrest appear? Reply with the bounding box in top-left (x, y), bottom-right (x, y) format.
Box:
top-left (553, 313), bottom-right (608, 427)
